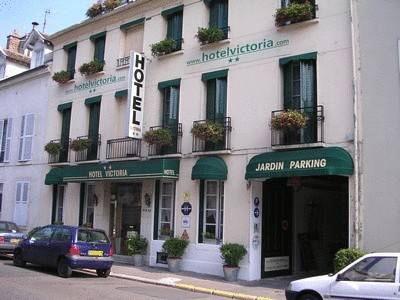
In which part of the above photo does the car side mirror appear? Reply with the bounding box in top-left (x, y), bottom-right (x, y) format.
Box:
top-left (336, 273), bottom-right (344, 281)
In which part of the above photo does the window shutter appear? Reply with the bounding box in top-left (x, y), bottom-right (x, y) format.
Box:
top-left (4, 118), bottom-right (13, 162)
top-left (94, 37), bottom-right (106, 62)
top-left (78, 183), bottom-right (85, 226)
top-left (206, 80), bottom-right (216, 120)
top-left (67, 46), bottom-right (76, 78)
top-left (198, 180), bottom-right (205, 243)
top-left (210, 0), bottom-right (228, 31)
top-left (215, 78), bottom-right (227, 120)
top-left (153, 180), bottom-right (160, 240)
top-left (283, 64), bottom-right (293, 109)
top-left (19, 114), bottom-right (34, 161)
top-left (162, 87), bottom-right (180, 127)
top-left (14, 181), bottom-right (28, 226)
top-left (60, 109), bottom-right (71, 162)
top-left (87, 103), bottom-right (101, 160)
top-left (167, 12), bottom-right (183, 49)
top-left (0, 120), bottom-right (4, 161)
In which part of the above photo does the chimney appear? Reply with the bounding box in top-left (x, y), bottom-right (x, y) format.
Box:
top-left (6, 29), bottom-right (21, 53)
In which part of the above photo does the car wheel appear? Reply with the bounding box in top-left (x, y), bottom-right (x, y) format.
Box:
top-left (57, 258), bottom-right (72, 278)
top-left (13, 251), bottom-right (26, 267)
top-left (96, 268), bottom-right (111, 278)
top-left (299, 293), bottom-right (321, 300)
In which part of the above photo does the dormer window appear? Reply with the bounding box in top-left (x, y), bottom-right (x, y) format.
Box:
top-left (33, 47), bottom-right (44, 68)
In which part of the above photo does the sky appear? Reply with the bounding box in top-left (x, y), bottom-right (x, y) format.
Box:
top-left (0, 0), bottom-right (96, 48)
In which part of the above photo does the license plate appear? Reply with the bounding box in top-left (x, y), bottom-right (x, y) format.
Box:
top-left (10, 239), bottom-right (19, 245)
top-left (88, 250), bottom-right (103, 257)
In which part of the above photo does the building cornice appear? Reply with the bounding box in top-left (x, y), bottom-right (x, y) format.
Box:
top-left (0, 65), bottom-right (50, 89)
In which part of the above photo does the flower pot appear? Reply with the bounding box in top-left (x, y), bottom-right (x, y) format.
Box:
top-left (133, 254), bottom-right (144, 267)
top-left (223, 266), bottom-right (239, 282)
top-left (167, 257), bottom-right (181, 272)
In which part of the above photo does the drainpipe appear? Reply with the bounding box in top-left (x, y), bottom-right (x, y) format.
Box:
top-left (350, 0), bottom-right (362, 249)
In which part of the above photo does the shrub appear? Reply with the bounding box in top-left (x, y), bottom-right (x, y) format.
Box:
top-left (79, 59), bottom-right (105, 76)
top-left (143, 128), bottom-right (173, 146)
top-left (191, 121), bottom-right (224, 143)
top-left (103, 0), bottom-right (120, 12)
top-left (162, 237), bottom-right (189, 259)
top-left (52, 71), bottom-right (71, 84)
top-left (196, 27), bottom-right (225, 44)
top-left (275, 1), bottom-right (313, 26)
top-left (86, 2), bottom-right (104, 18)
top-left (70, 138), bottom-right (92, 151)
top-left (271, 110), bottom-right (308, 130)
top-left (44, 142), bottom-right (62, 155)
top-left (151, 39), bottom-right (177, 57)
top-left (126, 235), bottom-right (148, 255)
top-left (333, 248), bottom-right (366, 272)
top-left (220, 243), bottom-right (247, 267)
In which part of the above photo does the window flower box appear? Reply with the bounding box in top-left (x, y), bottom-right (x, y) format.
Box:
top-left (70, 138), bottom-right (92, 152)
top-left (86, 0), bottom-right (121, 18)
top-left (270, 109), bottom-right (308, 130)
top-left (191, 121), bottom-right (224, 143)
top-left (79, 59), bottom-right (104, 76)
top-left (196, 27), bottom-right (225, 45)
top-left (150, 39), bottom-right (178, 57)
top-left (52, 71), bottom-right (71, 84)
top-left (44, 142), bottom-right (62, 155)
top-left (143, 128), bottom-right (173, 147)
top-left (275, 1), bottom-right (314, 27)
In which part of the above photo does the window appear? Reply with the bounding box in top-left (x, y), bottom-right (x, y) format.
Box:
top-left (55, 185), bottom-right (65, 223)
top-left (341, 256), bottom-right (397, 283)
top-left (209, 0), bottom-right (229, 39)
top-left (0, 118), bottom-right (12, 162)
top-left (59, 107), bottom-right (71, 163)
top-left (124, 25), bottom-right (144, 57)
top-left (66, 45), bottom-right (76, 79)
top-left (0, 183), bottom-right (3, 217)
top-left (93, 34), bottom-right (106, 62)
top-left (53, 227), bottom-right (71, 241)
top-left (154, 180), bottom-right (175, 240)
top-left (19, 114), bottom-right (35, 161)
top-left (162, 86), bottom-right (180, 126)
top-left (0, 63), bottom-right (5, 79)
top-left (161, 6), bottom-right (184, 51)
top-left (206, 77), bottom-right (227, 121)
top-left (30, 226), bottom-right (54, 241)
top-left (84, 184), bottom-right (96, 226)
top-left (281, 0), bottom-right (316, 18)
top-left (87, 101), bottom-right (101, 160)
top-left (200, 180), bottom-right (224, 244)
top-left (33, 48), bottom-right (44, 68)
top-left (14, 181), bottom-right (29, 226)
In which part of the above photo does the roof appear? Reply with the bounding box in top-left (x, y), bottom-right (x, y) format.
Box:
top-left (2, 49), bottom-right (30, 66)
top-left (0, 64), bottom-right (48, 85)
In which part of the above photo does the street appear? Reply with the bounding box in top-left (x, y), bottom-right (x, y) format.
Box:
top-left (0, 256), bottom-right (226, 300)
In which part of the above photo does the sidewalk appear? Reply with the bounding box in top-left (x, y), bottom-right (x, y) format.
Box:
top-left (87, 263), bottom-right (292, 300)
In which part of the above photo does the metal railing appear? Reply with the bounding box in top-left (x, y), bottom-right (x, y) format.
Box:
top-left (148, 123), bottom-right (182, 156)
top-left (106, 137), bottom-right (141, 159)
top-left (74, 134), bottom-right (101, 162)
top-left (271, 105), bottom-right (324, 147)
top-left (48, 138), bottom-right (71, 164)
top-left (116, 56), bottom-right (130, 68)
top-left (192, 117), bottom-right (232, 153)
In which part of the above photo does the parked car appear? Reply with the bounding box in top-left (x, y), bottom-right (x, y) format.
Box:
top-left (13, 225), bottom-right (113, 278)
top-left (285, 253), bottom-right (400, 300)
top-left (0, 221), bottom-right (25, 254)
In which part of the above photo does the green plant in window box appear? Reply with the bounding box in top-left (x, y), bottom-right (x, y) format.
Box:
top-left (86, 1), bottom-right (104, 18)
top-left (44, 142), bottom-right (62, 155)
top-left (150, 39), bottom-right (177, 57)
top-left (333, 248), bottom-right (366, 273)
top-left (196, 27), bottom-right (225, 44)
top-left (52, 70), bottom-right (71, 84)
top-left (103, 0), bottom-right (121, 12)
top-left (162, 237), bottom-right (189, 272)
top-left (159, 228), bottom-right (173, 238)
top-left (143, 128), bottom-right (173, 147)
top-left (191, 121), bottom-right (224, 143)
top-left (79, 59), bottom-right (105, 76)
top-left (220, 243), bottom-right (247, 281)
top-left (70, 138), bottom-right (92, 152)
top-left (270, 110), bottom-right (308, 131)
top-left (275, 1), bottom-right (314, 27)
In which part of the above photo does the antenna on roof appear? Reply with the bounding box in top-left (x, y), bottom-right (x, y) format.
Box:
top-left (43, 9), bottom-right (51, 32)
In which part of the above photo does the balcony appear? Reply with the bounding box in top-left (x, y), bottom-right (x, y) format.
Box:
top-left (47, 139), bottom-right (71, 164)
top-left (271, 105), bottom-right (324, 148)
top-left (106, 137), bottom-right (141, 159)
top-left (148, 123), bottom-right (182, 156)
top-left (74, 134), bottom-right (101, 162)
top-left (192, 117), bottom-right (232, 153)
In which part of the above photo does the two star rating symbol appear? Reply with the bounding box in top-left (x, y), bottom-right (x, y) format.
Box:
top-left (89, 88), bottom-right (96, 93)
top-left (228, 56), bottom-right (240, 63)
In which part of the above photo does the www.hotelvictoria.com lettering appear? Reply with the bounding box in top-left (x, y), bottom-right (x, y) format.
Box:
top-left (255, 159), bottom-right (327, 172)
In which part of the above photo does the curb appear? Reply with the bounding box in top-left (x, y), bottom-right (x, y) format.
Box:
top-left (83, 269), bottom-right (273, 300)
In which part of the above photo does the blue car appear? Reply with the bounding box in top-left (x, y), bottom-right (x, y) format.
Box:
top-left (13, 225), bottom-right (113, 278)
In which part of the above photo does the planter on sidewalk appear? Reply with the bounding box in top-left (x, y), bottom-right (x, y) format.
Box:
top-left (167, 258), bottom-right (181, 273)
top-left (220, 243), bottom-right (247, 282)
top-left (223, 266), bottom-right (240, 282)
top-left (126, 235), bottom-right (148, 267)
top-left (162, 237), bottom-right (189, 272)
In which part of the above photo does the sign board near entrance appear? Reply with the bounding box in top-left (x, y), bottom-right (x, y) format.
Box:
top-left (264, 256), bottom-right (289, 272)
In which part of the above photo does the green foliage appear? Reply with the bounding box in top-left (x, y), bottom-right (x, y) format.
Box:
top-left (52, 71), bottom-right (71, 84)
top-left (79, 59), bottom-right (105, 76)
top-left (44, 142), bottom-right (62, 155)
top-left (275, 1), bottom-right (313, 26)
top-left (220, 243), bottom-right (247, 267)
top-left (196, 27), bottom-right (225, 44)
top-left (103, 0), bottom-right (121, 12)
top-left (86, 2), bottom-right (104, 18)
top-left (271, 110), bottom-right (308, 130)
top-left (162, 237), bottom-right (189, 258)
top-left (126, 235), bottom-right (148, 255)
top-left (191, 121), bottom-right (224, 143)
top-left (334, 248), bottom-right (366, 272)
top-left (143, 128), bottom-right (173, 146)
top-left (70, 138), bottom-right (92, 152)
top-left (151, 39), bottom-right (177, 57)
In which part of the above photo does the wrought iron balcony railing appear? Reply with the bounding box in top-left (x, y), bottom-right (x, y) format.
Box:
top-left (148, 123), bottom-right (182, 156)
top-left (47, 138), bottom-right (71, 164)
top-left (271, 105), bottom-right (324, 147)
top-left (192, 117), bottom-right (232, 153)
top-left (74, 134), bottom-right (101, 162)
top-left (106, 137), bottom-right (141, 159)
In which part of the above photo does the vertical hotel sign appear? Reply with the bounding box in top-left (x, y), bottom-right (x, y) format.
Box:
top-left (127, 51), bottom-right (146, 138)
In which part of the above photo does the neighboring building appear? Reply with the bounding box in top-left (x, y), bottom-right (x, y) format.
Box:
top-left (43, 0), bottom-right (400, 281)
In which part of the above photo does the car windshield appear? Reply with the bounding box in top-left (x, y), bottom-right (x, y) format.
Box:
top-left (0, 222), bottom-right (7, 233)
top-left (7, 222), bottom-right (19, 232)
top-left (77, 229), bottom-right (109, 244)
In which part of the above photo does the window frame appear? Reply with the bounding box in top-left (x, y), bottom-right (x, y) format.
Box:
top-left (208, 0), bottom-right (229, 39)
top-left (93, 35), bottom-right (106, 62)
top-left (55, 185), bottom-right (65, 224)
top-left (14, 180), bottom-right (29, 226)
top-left (157, 180), bottom-right (176, 240)
top-left (83, 184), bottom-right (96, 227)
top-left (0, 118), bottom-right (13, 163)
top-left (18, 114), bottom-right (35, 162)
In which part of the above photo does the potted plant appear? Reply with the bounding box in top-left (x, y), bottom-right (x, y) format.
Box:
top-left (103, 0), bottom-right (120, 12)
top-left (79, 59), bottom-right (105, 76)
top-left (44, 142), bottom-right (62, 155)
top-left (220, 243), bottom-right (247, 281)
top-left (162, 237), bottom-right (189, 272)
top-left (333, 248), bottom-right (365, 272)
top-left (191, 121), bottom-right (224, 143)
top-left (70, 138), bottom-right (92, 152)
top-left (143, 128), bottom-right (173, 147)
top-left (150, 39), bottom-right (177, 57)
top-left (52, 71), bottom-right (71, 84)
top-left (126, 235), bottom-right (148, 267)
top-left (270, 109), bottom-right (308, 131)
top-left (86, 1), bottom-right (104, 18)
top-left (196, 27), bottom-right (225, 44)
top-left (275, 1), bottom-right (313, 27)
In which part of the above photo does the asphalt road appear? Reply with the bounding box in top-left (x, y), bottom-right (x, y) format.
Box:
top-left (0, 256), bottom-right (227, 300)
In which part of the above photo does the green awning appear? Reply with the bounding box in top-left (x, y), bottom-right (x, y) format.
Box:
top-left (90, 31), bottom-right (106, 41)
top-left (57, 102), bottom-right (72, 112)
top-left (279, 52), bottom-right (317, 66)
top-left (85, 95), bottom-right (102, 106)
top-left (192, 156), bottom-right (228, 180)
top-left (120, 17), bottom-right (145, 30)
top-left (45, 159), bottom-right (180, 185)
top-left (161, 5), bottom-right (184, 17)
top-left (245, 147), bottom-right (354, 180)
top-left (115, 89), bottom-right (128, 98)
top-left (201, 69), bottom-right (228, 81)
top-left (158, 78), bottom-right (181, 90)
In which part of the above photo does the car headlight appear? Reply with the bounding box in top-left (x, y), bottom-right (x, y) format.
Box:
top-left (287, 282), bottom-right (293, 291)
